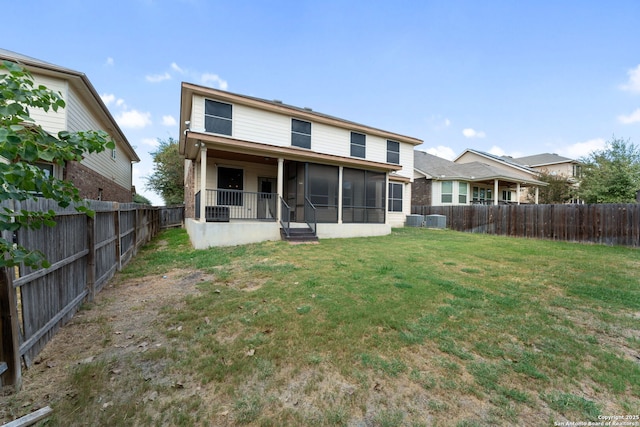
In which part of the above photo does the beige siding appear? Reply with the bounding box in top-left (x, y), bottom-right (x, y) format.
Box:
top-left (30, 73), bottom-right (67, 135)
top-left (456, 151), bottom-right (489, 165)
top-left (66, 86), bottom-right (132, 190)
top-left (234, 105), bottom-right (290, 146)
top-left (313, 123), bottom-right (350, 156)
top-left (191, 95), bottom-right (206, 131)
top-left (538, 163), bottom-right (574, 178)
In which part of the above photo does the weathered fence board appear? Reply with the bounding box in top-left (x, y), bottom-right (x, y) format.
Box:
top-left (412, 204), bottom-right (640, 247)
top-left (0, 200), bottom-right (174, 390)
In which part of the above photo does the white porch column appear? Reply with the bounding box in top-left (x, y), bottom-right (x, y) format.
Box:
top-left (277, 158), bottom-right (284, 222)
top-left (199, 146), bottom-right (207, 222)
top-left (516, 183), bottom-right (521, 205)
top-left (535, 187), bottom-right (539, 204)
top-left (385, 173), bottom-right (390, 224)
top-left (494, 179), bottom-right (499, 205)
top-left (338, 166), bottom-right (343, 224)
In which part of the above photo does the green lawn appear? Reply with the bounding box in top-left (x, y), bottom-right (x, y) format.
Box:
top-left (45, 228), bottom-right (640, 426)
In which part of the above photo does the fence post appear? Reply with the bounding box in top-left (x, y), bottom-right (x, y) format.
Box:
top-left (0, 265), bottom-right (21, 391)
top-left (86, 212), bottom-right (96, 301)
top-left (114, 202), bottom-right (122, 271)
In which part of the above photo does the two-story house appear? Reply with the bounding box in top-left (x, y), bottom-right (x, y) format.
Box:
top-left (179, 83), bottom-right (422, 248)
top-left (0, 49), bottom-right (139, 202)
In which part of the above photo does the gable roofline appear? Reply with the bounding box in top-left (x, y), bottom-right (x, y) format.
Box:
top-left (454, 148), bottom-right (537, 175)
top-left (414, 150), bottom-right (546, 186)
top-left (179, 82), bottom-right (423, 150)
top-left (0, 48), bottom-right (139, 162)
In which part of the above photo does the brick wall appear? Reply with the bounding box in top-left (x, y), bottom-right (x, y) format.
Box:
top-left (64, 161), bottom-right (133, 202)
top-left (411, 177), bottom-right (432, 206)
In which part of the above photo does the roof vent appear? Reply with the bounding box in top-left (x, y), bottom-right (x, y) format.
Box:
top-left (304, 107), bottom-right (313, 111)
top-left (273, 99), bottom-right (283, 104)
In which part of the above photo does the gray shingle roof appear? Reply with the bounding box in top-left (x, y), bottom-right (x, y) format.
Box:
top-left (414, 150), bottom-right (544, 185)
top-left (511, 153), bottom-right (576, 166)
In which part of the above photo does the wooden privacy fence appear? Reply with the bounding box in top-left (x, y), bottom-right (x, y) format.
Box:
top-left (0, 200), bottom-right (183, 390)
top-left (412, 203), bottom-right (640, 247)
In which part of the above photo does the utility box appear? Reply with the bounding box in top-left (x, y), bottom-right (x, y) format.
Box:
top-left (406, 214), bottom-right (424, 227)
top-left (425, 214), bottom-right (446, 229)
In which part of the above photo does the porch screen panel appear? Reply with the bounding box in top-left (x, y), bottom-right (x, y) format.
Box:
top-left (366, 171), bottom-right (386, 223)
top-left (342, 168), bottom-right (385, 223)
top-left (307, 163), bottom-right (338, 223)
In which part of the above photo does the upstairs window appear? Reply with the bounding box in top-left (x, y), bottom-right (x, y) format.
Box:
top-left (572, 164), bottom-right (582, 178)
top-left (350, 132), bottom-right (366, 158)
top-left (291, 118), bottom-right (311, 149)
top-left (387, 140), bottom-right (400, 164)
top-left (205, 99), bottom-right (232, 136)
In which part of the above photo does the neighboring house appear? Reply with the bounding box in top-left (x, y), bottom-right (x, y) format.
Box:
top-left (452, 149), bottom-right (546, 204)
top-left (509, 153), bottom-right (582, 202)
top-left (0, 49), bottom-right (139, 202)
top-left (179, 82), bottom-right (422, 248)
top-left (413, 150), bottom-right (546, 207)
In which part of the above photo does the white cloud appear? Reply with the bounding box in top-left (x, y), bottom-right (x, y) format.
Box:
top-left (557, 138), bottom-right (606, 159)
top-left (101, 93), bottom-right (127, 109)
top-left (145, 72), bottom-right (171, 83)
top-left (462, 128), bottom-right (486, 138)
top-left (162, 115), bottom-right (177, 126)
top-left (618, 108), bottom-right (640, 124)
top-left (620, 65), bottom-right (640, 93)
top-left (171, 62), bottom-right (184, 74)
top-left (101, 93), bottom-right (116, 105)
top-left (425, 145), bottom-right (456, 160)
top-left (105, 57), bottom-right (114, 66)
top-left (141, 138), bottom-right (159, 147)
top-left (115, 110), bottom-right (152, 129)
top-left (201, 73), bottom-right (228, 90)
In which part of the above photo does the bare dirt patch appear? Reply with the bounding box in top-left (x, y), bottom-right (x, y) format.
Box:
top-left (0, 268), bottom-right (208, 424)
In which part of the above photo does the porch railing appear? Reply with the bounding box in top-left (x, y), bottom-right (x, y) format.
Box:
top-left (304, 197), bottom-right (317, 236)
top-left (195, 189), bottom-right (277, 221)
top-left (280, 197), bottom-right (291, 237)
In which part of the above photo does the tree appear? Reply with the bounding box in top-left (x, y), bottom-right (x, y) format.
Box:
top-left (133, 193), bottom-right (152, 204)
top-left (0, 61), bottom-right (114, 268)
top-left (578, 137), bottom-right (640, 203)
top-left (145, 137), bottom-right (184, 205)
top-left (527, 172), bottom-right (575, 204)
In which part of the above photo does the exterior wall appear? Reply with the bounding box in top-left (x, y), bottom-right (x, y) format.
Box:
top-left (189, 95), bottom-right (415, 179)
top-left (387, 182), bottom-right (411, 227)
top-left (185, 219), bottom-right (392, 249)
top-left (412, 177), bottom-right (433, 207)
top-left (29, 73), bottom-right (67, 135)
top-left (66, 86), bottom-right (133, 190)
top-left (64, 161), bottom-right (132, 202)
top-left (186, 219), bottom-right (282, 249)
top-left (536, 163), bottom-right (574, 178)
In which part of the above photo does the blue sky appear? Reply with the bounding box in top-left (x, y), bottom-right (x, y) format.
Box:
top-left (5, 0), bottom-right (640, 204)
